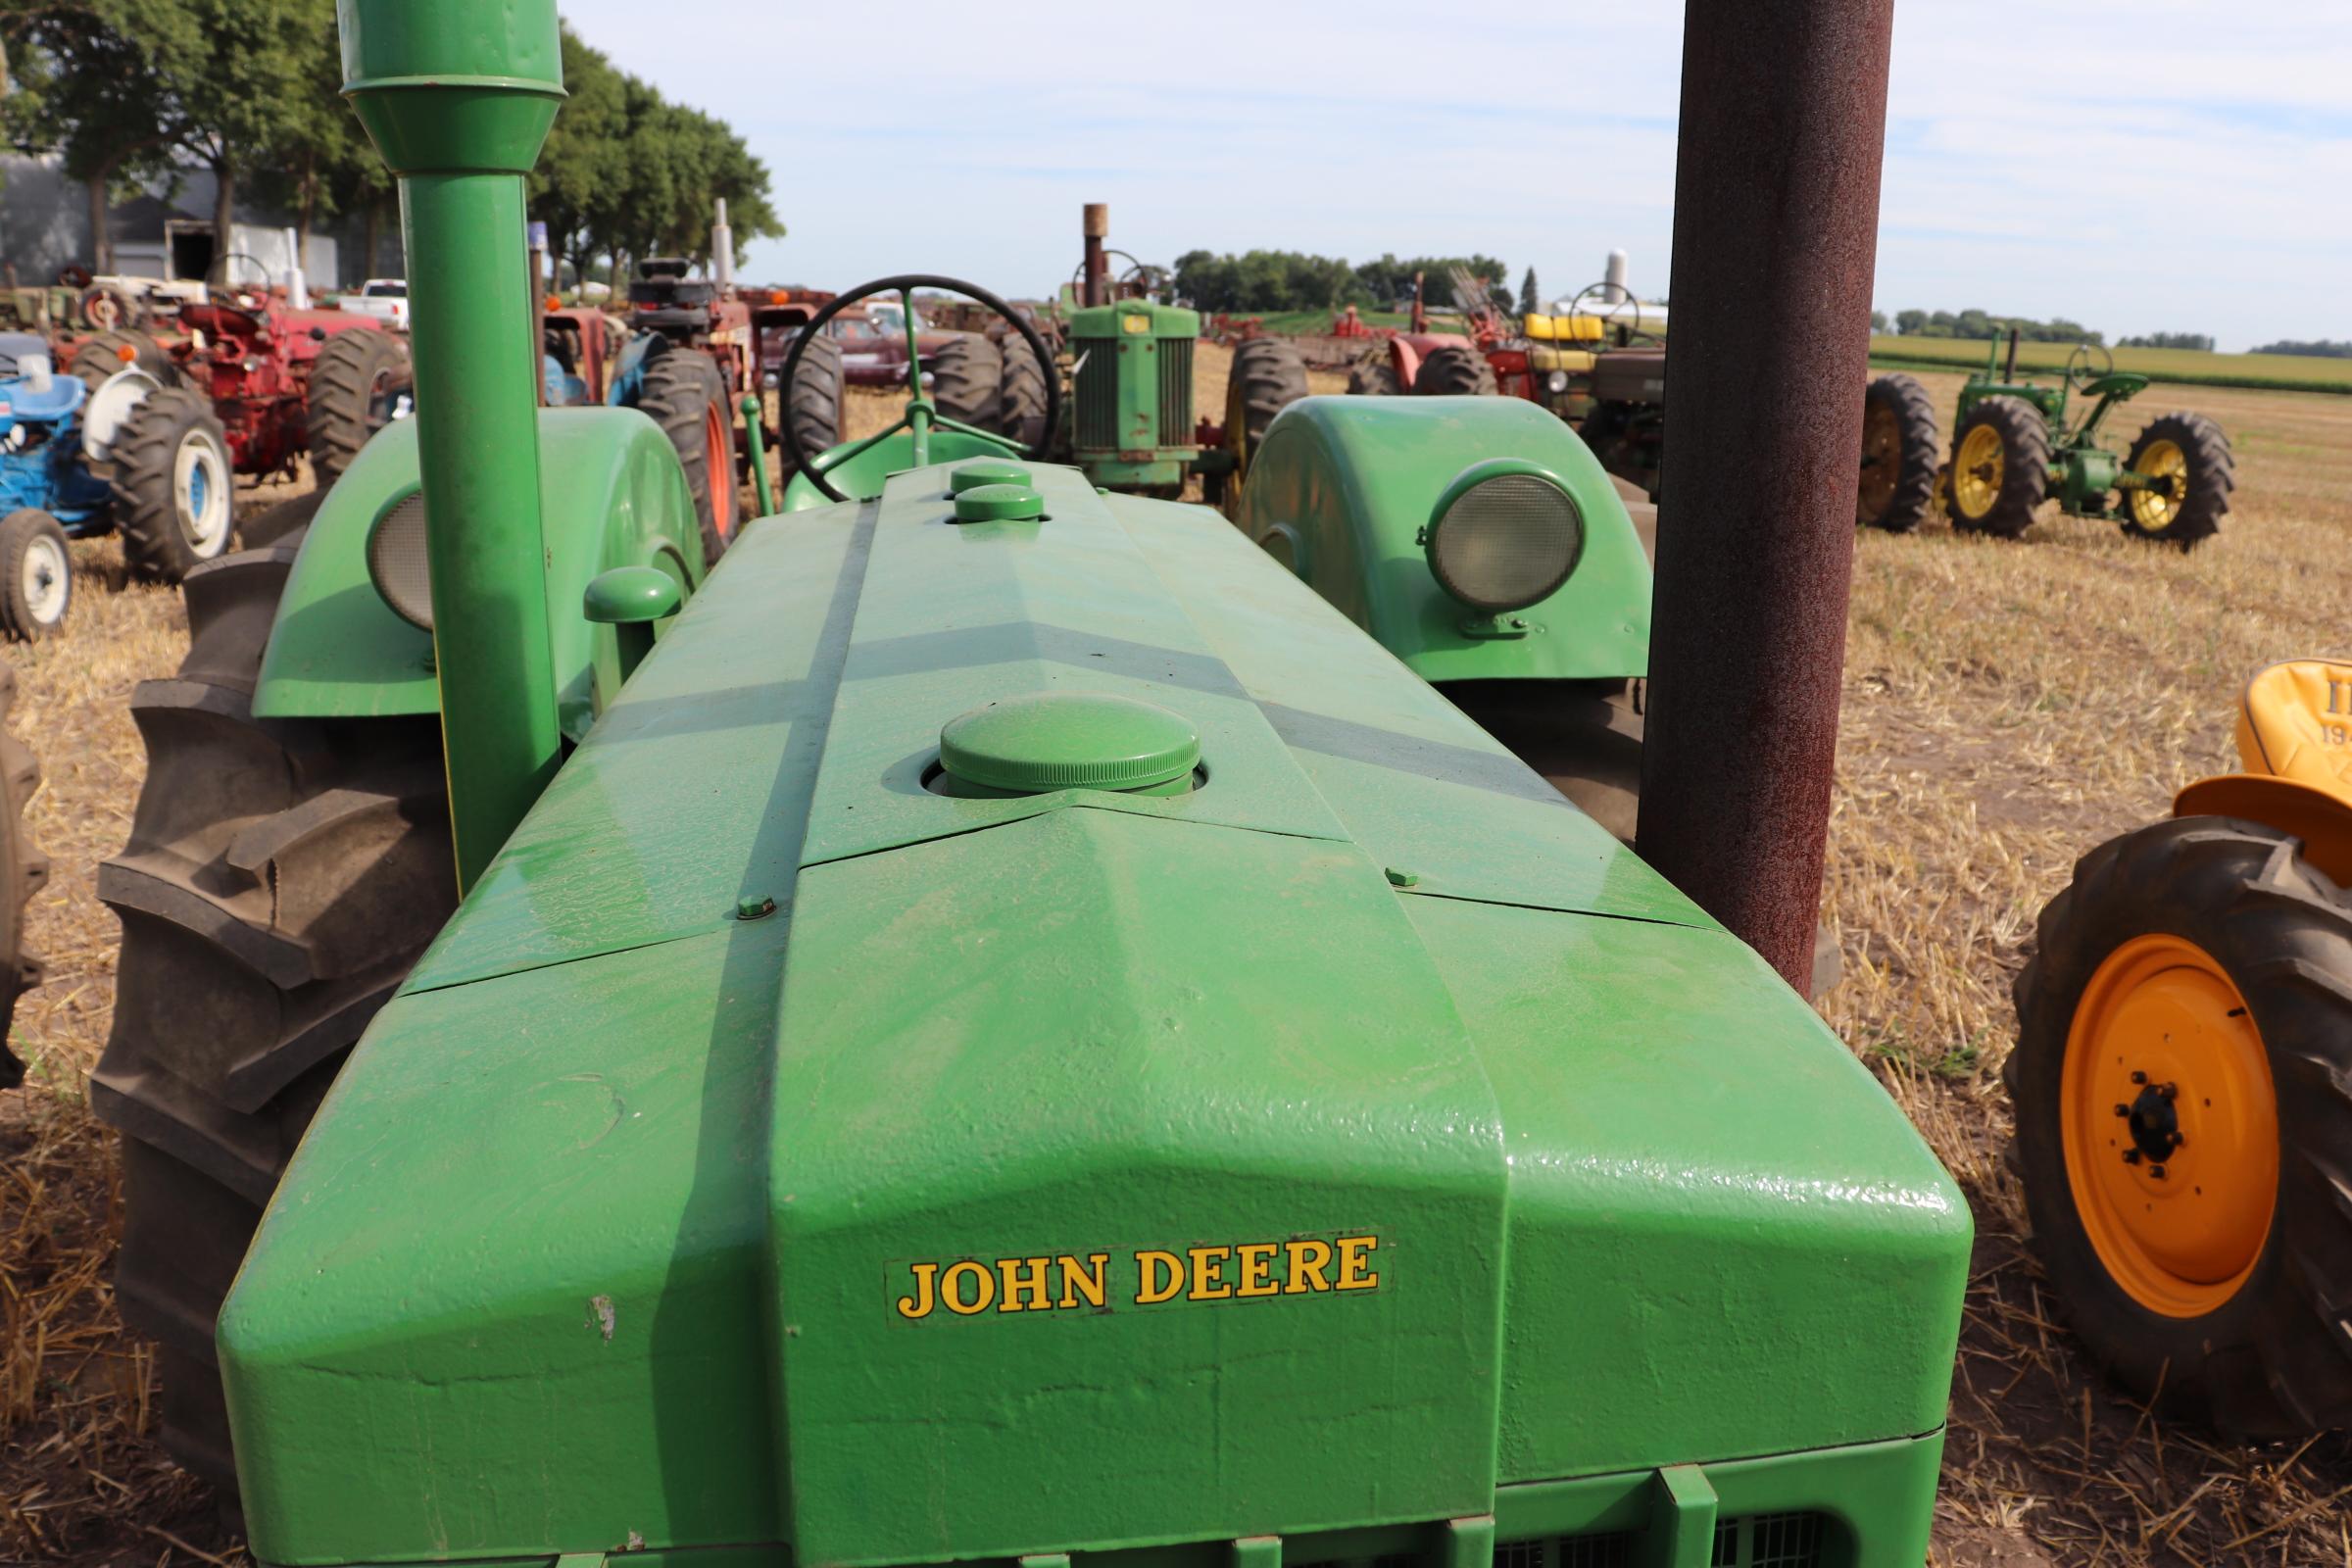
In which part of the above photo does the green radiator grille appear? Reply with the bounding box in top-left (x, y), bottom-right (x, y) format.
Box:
top-left (1072, 337), bottom-right (1118, 449)
top-left (1158, 334), bottom-right (1194, 442)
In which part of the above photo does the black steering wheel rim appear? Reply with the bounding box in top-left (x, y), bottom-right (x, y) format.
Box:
top-left (2065, 341), bottom-right (2115, 389)
top-left (775, 272), bottom-right (1060, 505)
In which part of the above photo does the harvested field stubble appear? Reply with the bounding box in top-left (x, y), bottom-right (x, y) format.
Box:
top-left (5, 364), bottom-right (2352, 1565)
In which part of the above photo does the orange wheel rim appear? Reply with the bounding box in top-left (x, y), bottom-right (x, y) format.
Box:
top-left (2060, 933), bottom-right (2278, 1317)
top-left (706, 402), bottom-right (737, 540)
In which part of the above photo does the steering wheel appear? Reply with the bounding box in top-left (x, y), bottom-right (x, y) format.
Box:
top-left (1567, 281), bottom-right (1654, 345)
top-left (207, 253), bottom-right (271, 310)
top-left (775, 273), bottom-right (1061, 505)
top-left (2065, 341), bottom-right (2115, 390)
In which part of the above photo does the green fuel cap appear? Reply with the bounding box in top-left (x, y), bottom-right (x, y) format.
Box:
top-left (940, 693), bottom-right (1200, 796)
top-left (954, 483), bottom-right (1046, 523)
top-left (950, 459), bottom-right (1033, 494)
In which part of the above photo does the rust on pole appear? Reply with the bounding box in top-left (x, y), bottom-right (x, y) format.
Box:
top-left (1082, 202), bottom-right (1109, 308)
top-left (1635, 0), bottom-right (1896, 998)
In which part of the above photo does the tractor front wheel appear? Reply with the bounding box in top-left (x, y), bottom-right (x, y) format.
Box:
top-left (996, 336), bottom-right (1051, 452)
top-left (1946, 395), bottom-right (2048, 538)
top-left (930, 335), bottom-right (1003, 428)
top-left (0, 665), bottom-right (47, 1090)
top-left (307, 329), bottom-right (413, 488)
top-left (1857, 372), bottom-right (1939, 532)
top-left (786, 332), bottom-right (847, 468)
top-left (92, 542), bottom-right (455, 1491)
top-left (110, 387), bottom-right (235, 581)
top-left (0, 510), bottom-right (73, 640)
top-left (2121, 412), bottom-right (2233, 551)
top-left (1414, 343), bottom-right (1498, 397)
top-left (631, 351), bottom-right (739, 566)
top-left (2009, 816), bottom-right (2352, 1436)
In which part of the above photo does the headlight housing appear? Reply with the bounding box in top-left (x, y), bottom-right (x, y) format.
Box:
top-left (1424, 461), bottom-right (1584, 614)
top-left (367, 488), bottom-right (434, 631)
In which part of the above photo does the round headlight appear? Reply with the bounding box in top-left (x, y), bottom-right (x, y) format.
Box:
top-left (1546, 369), bottom-right (1570, 393)
top-left (1425, 464), bottom-right (1583, 614)
top-left (367, 489), bottom-right (433, 631)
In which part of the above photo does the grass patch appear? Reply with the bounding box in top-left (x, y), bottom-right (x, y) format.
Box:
top-left (1869, 335), bottom-right (2352, 395)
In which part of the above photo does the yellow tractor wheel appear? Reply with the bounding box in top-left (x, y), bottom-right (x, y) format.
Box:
top-left (2121, 411), bottom-right (2233, 551)
top-left (2008, 816), bottom-right (2352, 1436)
top-left (1946, 395), bottom-right (2048, 538)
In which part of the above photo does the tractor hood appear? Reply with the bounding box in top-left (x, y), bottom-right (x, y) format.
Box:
top-left (220, 464), bottom-right (1967, 1568)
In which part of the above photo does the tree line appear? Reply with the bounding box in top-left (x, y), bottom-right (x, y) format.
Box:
top-left (2251, 339), bottom-right (2352, 360)
top-left (0, 2), bottom-right (775, 286)
top-left (1172, 249), bottom-right (1510, 314)
top-left (1889, 308), bottom-right (2104, 345)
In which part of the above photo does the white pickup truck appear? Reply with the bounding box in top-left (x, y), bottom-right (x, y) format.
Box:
top-left (338, 278), bottom-right (410, 329)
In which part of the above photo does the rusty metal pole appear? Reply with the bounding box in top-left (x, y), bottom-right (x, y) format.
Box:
top-left (1635, 0), bottom-right (1895, 998)
top-left (1081, 203), bottom-right (1108, 309)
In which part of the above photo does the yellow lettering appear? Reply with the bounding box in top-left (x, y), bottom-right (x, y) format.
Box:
top-left (1188, 1245), bottom-right (1233, 1300)
top-left (1236, 1242), bottom-right (1280, 1298)
top-left (1137, 1250), bottom-right (1185, 1304)
top-left (1284, 1239), bottom-right (1334, 1294)
top-left (1057, 1252), bottom-right (1109, 1309)
top-left (1334, 1235), bottom-right (1381, 1292)
top-left (942, 1259), bottom-right (996, 1315)
top-left (998, 1255), bottom-right (1052, 1313)
top-left (896, 1261), bottom-right (939, 1319)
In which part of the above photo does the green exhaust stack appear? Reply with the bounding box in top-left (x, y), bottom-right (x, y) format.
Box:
top-left (339, 0), bottom-right (566, 890)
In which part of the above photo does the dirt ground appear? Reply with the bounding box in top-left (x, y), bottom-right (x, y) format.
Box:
top-left (4, 357), bottom-right (2351, 1565)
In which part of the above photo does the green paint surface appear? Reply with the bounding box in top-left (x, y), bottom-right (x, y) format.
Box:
top-left (1235, 397), bottom-right (1650, 683)
top-left (223, 456), bottom-right (1965, 1568)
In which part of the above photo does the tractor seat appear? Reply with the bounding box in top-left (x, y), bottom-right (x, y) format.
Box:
top-left (2235, 660), bottom-right (2352, 806)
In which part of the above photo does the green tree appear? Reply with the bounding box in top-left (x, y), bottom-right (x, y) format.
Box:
top-left (247, 0), bottom-right (382, 275)
top-left (1519, 266), bottom-right (1539, 316)
top-left (1, 0), bottom-right (182, 271)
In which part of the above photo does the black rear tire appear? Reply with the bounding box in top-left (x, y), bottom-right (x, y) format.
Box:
top-left (1947, 395), bottom-right (2049, 538)
top-left (786, 332), bottom-right (846, 468)
top-left (628, 349), bottom-right (738, 566)
top-left (73, 328), bottom-right (176, 392)
top-left (2009, 817), bottom-right (2352, 1437)
top-left (110, 387), bottom-right (236, 581)
top-left (93, 543), bottom-right (455, 1489)
top-left (930, 335), bottom-right (1003, 427)
top-left (996, 335), bottom-right (1052, 451)
top-left (0, 665), bottom-right (49, 1090)
top-left (1348, 358), bottom-right (1401, 396)
top-left (1857, 373), bottom-right (1939, 532)
top-left (1227, 337), bottom-right (1310, 473)
top-left (239, 490), bottom-right (326, 550)
top-left (0, 509), bottom-right (74, 641)
top-left (2121, 412), bottom-right (2232, 551)
top-left (306, 328), bottom-right (412, 488)
top-left (1413, 343), bottom-right (1498, 396)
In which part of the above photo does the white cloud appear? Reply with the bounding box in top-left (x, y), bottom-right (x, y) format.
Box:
top-left (555, 0), bottom-right (2348, 351)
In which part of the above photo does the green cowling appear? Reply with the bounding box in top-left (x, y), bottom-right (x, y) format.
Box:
top-left (220, 462), bottom-right (1967, 1568)
top-left (1235, 395), bottom-right (1650, 683)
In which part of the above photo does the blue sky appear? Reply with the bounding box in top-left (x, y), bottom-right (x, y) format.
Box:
top-left (556, 0), bottom-right (2351, 353)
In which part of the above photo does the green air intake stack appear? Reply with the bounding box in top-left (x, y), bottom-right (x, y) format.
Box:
top-left (339, 0), bottom-right (566, 891)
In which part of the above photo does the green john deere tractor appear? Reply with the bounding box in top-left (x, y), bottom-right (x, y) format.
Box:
top-left (88, 3), bottom-right (1969, 1565)
top-left (1935, 333), bottom-right (2234, 547)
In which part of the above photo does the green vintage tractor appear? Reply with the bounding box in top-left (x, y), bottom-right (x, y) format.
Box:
top-left (89, 3), bottom-right (1969, 1565)
top-left (1936, 333), bottom-right (2233, 547)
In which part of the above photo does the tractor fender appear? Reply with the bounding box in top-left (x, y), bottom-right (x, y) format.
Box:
top-left (253, 408), bottom-right (705, 740)
top-left (2174, 773), bottom-right (2352, 888)
top-left (1233, 393), bottom-right (1650, 683)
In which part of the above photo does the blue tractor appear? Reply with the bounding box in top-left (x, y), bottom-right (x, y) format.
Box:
top-left (0, 331), bottom-right (232, 637)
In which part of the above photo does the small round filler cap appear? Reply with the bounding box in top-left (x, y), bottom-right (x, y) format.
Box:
top-left (950, 458), bottom-right (1033, 494)
top-left (941, 693), bottom-right (1199, 795)
top-left (954, 483), bottom-right (1046, 523)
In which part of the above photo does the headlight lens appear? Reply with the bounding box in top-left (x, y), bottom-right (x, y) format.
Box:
top-left (1426, 468), bottom-right (1583, 613)
top-left (1546, 369), bottom-right (1570, 393)
top-left (367, 489), bottom-right (433, 631)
